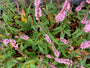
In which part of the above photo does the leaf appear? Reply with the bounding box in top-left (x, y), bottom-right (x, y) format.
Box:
top-left (39, 46), bottom-right (45, 54)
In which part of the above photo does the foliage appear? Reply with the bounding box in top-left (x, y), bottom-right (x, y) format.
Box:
top-left (0, 0), bottom-right (90, 68)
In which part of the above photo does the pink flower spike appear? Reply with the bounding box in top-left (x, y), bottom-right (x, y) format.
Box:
top-left (15, 7), bottom-right (22, 15)
top-left (20, 33), bottom-right (29, 40)
top-left (46, 54), bottom-right (53, 58)
top-left (86, 0), bottom-right (90, 4)
top-left (34, 0), bottom-right (42, 20)
top-left (14, 36), bottom-right (19, 38)
top-left (10, 39), bottom-right (16, 46)
top-left (20, 35), bottom-right (29, 40)
top-left (0, 20), bottom-right (1, 23)
top-left (69, 45), bottom-right (74, 50)
top-left (86, 19), bottom-right (90, 25)
top-left (6, 33), bottom-right (10, 36)
top-left (81, 13), bottom-right (87, 24)
top-left (80, 66), bottom-right (85, 68)
top-left (60, 38), bottom-right (69, 45)
top-left (52, 45), bottom-right (59, 58)
top-left (75, 1), bottom-right (85, 12)
top-left (13, 44), bottom-right (18, 50)
top-left (55, 0), bottom-right (70, 22)
top-left (83, 23), bottom-right (90, 33)
top-left (45, 34), bottom-right (53, 45)
top-left (55, 13), bottom-right (66, 22)
top-left (34, 0), bottom-right (41, 6)
top-left (0, 26), bottom-right (3, 28)
top-left (80, 41), bottom-right (90, 49)
top-left (40, 57), bottom-right (43, 62)
top-left (54, 58), bottom-right (73, 66)
top-left (3, 39), bottom-right (9, 45)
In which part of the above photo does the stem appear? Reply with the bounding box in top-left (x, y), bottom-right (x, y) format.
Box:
top-left (16, 49), bottom-right (28, 59)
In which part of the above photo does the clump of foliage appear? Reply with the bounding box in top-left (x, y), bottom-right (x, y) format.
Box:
top-left (0, 0), bottom-right (90, 68)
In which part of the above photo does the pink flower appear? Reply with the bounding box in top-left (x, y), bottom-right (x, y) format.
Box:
top-left (0, 20), bottom-right (1, 23)
top-left (46, 54), bottom-right (52, 58)
top-left (77, 65), bottom-right (85, 68)
top-left (84, 23), bottom-right (90, 33)
top-left (75, 1), bottom-right (85, 12)
top-left (40, 26), bottom-right (42, 31)
top-left (0, 26), bottom-right (3, 28)
top-left (86, 19), bottom-right (90, 25)
top-left (81, 13), bottom-right (87, 24)
top-left (45, 34), bottom-right (59, 57)
top-left (10, 39), bottom-right (16, 45)
top-left (80, 41), bottom-right (90, 49)
top-left (34, 0), bottom-right (42, 20)
top-left (60, 38), bottom-right (69, 45)
top-left (20, 33), bottom-right (29, 40)
top-left (6, 33), bottom-right (10, 36)
top-left (54, 58), bottom-right (73, 66)
top-left (10, 39), bottom-right (18, 50)
top-left (69, 45), bottom-right (74, 50)
top-left (15, 7), bottom-right (22, 15)
top-left (55, 0), bottom-right (70, 22)
top-left (52, 45), bottom-right (59, 58)
top-left (20, 35), bottom-right (29, 40)
top-left (55, 13), bottom-right (66, 22)
top-left (13, 44), bottom-right (18, 50)
top-left (62, 0), bottom-right (70, 10)
top-left (34, 0), bottom-right (41, 6)
top-left (40, 57), bottom-right (43, 62)
top-left (45, 34), bottom-right (53, 45)
top-left (14, 36), bottom-right (19, 38)
top-left (80, 66), bottom-right (85, 68)
top-left (35, 8), bottom-right (42, 20)
top-left (3, 39), bottom-right (9, 45)
top-left (86, 0), bottom-right (90, 3)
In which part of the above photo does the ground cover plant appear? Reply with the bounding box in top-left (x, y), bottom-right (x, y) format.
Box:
top-left (0, 0), bottom-right (90, 68)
